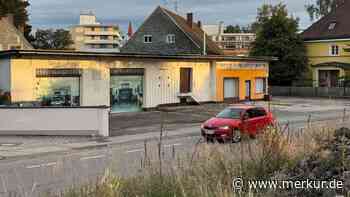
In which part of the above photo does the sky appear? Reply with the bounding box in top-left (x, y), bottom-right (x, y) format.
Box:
top-left (28, 0), bottom-right (316, 34)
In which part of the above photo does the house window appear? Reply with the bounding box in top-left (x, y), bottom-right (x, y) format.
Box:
top-left (328, 22), bottom-right (336, 30)
top-left (330, 45), bottom-right (340, 56)
top-left (100, 35), bottom-right (108, 40)
top-left (255, 78), bottom-right (266, 94)
top-left (144, 35), bottom-right (152, 43)
top-left (166, 34), bottom-right (175, 44)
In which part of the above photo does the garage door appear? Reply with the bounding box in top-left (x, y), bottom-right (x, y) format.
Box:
top-left (224, 78), bottom-right (239, 99)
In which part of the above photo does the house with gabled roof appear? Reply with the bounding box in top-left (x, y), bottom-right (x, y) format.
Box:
top-left (302, 0), bottom-right (350, 87)
top-left (121, 6), bottom-right (223, 55)
top-left (0, 14), bottom-right (33, 51)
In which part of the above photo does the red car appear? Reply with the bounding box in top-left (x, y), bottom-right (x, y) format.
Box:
top-left (201, 105), bottom-right (275, 143)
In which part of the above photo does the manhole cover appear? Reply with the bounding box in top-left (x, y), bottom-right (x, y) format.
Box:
top-left (0, 143), bottom-right (22, 147)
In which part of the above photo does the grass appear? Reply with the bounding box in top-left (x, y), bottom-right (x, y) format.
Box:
top-left (42, 122), bottom-right (346, 197)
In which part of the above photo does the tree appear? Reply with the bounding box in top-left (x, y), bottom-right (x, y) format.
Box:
top-left (32, 29), bottom-right (74, 50)
top-left (250, 4), bottom-right (309, 86)
top-left (305, 0), bottom-right (345, 21)
top-left (224, 24), bottom-right (253, 33)
top-left (0, 0), bottom-right (32, 40)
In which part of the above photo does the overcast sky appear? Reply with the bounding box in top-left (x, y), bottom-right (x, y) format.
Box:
top-left (28, 0), bottom-right (316, 33)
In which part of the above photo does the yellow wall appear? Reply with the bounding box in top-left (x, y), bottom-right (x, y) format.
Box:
top-left (216, 64), bottom-right (269, 101)
top-left (305, 40), bottom-right (350, 86)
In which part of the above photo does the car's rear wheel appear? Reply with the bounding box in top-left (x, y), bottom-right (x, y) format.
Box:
top-left (232, 128), bottom-right (242, 143)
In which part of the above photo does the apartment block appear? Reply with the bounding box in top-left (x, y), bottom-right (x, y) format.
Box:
top-left (70, 11), bottom-right (123, 52)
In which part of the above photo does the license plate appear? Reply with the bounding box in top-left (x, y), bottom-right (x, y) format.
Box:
top-left (204, 129), bottom-right (215, 135)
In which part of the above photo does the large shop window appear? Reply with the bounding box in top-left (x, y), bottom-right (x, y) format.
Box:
top-left (110, 68), bottom-right (144, 113)
top-left (255, 78), bottom-right (266, 94)
top-left (35, 69), bottom-right (81, 107)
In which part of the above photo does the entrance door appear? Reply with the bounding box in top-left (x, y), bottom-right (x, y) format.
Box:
top-left (319, 70), bottom-right (340, 87)
top-left (245, 80), bottom-right (251, 100)
top-left (180, 68), bottom-right (192, 93)
top-left (224, 78), bottom-right (239, 101)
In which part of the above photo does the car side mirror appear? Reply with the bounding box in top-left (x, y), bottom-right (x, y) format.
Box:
top-left (241, 112), bottom-right (249, 121)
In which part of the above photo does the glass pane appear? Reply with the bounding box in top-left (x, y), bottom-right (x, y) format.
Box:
top-left (35, 77), bottom-right (80, 106)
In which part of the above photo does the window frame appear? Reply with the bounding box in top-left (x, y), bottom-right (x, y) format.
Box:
top-left (144, 35), bottom-right (153, 43)
top-left (255, 78), bottom-right (266, 94)
top-left (166, 34), bottom-right (176, 44)
top-left (330, 44), bottom-right (340, 56)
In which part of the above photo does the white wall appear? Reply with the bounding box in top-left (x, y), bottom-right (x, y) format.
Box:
top-left (0, 107), bottom-right (110, 136)
top-left (116, 60), bottom-right (212, 108)
top-left (0, 58), bottom-right (10, 92)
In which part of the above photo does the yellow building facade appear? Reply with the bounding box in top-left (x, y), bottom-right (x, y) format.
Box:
top-left (305, 40), bottom-right (350, 87)
top-left (302, 1), bottom-right (350, 87)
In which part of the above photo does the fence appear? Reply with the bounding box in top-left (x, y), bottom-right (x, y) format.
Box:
top-left (270, 86), bottom-right (350, 98)
top-left (0, 106), bottom-right (110, 136)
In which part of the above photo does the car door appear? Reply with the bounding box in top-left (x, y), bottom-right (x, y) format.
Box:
top-left (256, 107), bottom-right (268, 131)
top-left (243, 108), bottom-right (266, 135)
top-left (242, 109), bottom-right (258, 135)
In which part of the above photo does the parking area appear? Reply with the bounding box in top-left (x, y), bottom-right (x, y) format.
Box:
top-left (110, 96), bottom-right (350, 136)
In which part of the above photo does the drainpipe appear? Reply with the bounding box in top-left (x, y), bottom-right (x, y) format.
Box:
top-left (203, 31), bottom-right (207, 56)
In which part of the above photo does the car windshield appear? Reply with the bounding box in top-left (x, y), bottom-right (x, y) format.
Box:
top-left (216, 108), bottom-right (243, 119)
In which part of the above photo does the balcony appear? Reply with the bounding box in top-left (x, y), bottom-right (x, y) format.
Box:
top-left (84, 39), bottom-right (121, 44)
top-left (84, 31), bottom-right (121, 36)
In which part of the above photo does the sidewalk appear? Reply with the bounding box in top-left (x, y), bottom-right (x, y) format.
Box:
top-left (0, 124), bottom-right (200, 160)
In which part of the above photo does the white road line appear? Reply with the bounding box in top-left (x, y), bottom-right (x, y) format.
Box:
top-left (164, 143), bottom-right (182, 148)
top-left (80, 155), bottom-right (106, 161)
top-left (26, 162), bottom-right (57, 169)
top-left (43, 162), bottom-right (57, 167)
top-left (126, 149), bottom-right (144, 154)
top-left (26, 165), bottom-right (41, 169)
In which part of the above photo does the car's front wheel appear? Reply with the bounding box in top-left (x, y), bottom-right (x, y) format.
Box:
top-left (232, 128), bottom-right (242, 143)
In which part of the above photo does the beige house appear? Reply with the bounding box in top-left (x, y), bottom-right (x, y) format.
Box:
top-left (0, 15), bottom-right (33, 51)
top-left (70, 11), bottom-right (123, 52)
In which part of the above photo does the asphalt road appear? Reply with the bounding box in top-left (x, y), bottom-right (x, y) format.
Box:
top-left (0, 108), bottom-right (349, 196)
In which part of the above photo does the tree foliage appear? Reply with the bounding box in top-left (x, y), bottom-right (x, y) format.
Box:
top-left (32, 29), bottom-right (74, 50)
top-left (224, 25), bottom-right (252, 33)
top-left (305, 0), bottom-right (345, 21)
top-left (0, 0), bottom-right (32, 40)
top-left (250, 4), bottom-right (308, 86)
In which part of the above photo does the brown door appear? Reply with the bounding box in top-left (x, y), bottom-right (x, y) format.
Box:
top-left (180, 68), bottom-right (192, 93)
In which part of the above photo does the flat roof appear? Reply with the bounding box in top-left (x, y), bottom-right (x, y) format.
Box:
top-left (0, 50), bottom-right (277, 62)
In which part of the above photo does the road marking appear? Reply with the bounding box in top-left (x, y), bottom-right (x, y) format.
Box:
top-left (164, 143), bottom-right (182, 148)
top-left (80, 155), bottom-right (106, 161)
top-left (126, 149), bottom-right (144, 154)
top-left (43, 162), bottom-right (57, 167)
top-left (26, 162), bottom-right (57, 169)
top-left (26, 165), bottom-right (41, 169)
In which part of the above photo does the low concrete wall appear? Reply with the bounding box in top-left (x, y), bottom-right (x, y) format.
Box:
top-left (0, 106), bottom-right (110, 136)
top-left (270, 86), bottom-right (350, 98)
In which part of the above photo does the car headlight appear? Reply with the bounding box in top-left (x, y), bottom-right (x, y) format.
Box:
top-left (218, 126), bottom-right (230, 130)
top-left (201, 124), bottom-right (205, 129)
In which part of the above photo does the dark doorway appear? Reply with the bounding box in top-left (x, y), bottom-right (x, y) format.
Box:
top-left (319, 70), bottom-right (340, 87)
top-left (245, 80), bottom-right (251, 100)
top-left (180, 68), bottom-right (192, 93)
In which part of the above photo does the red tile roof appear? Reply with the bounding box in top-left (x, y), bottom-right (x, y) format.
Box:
top-left (302, 0), bottom-right (350, 41)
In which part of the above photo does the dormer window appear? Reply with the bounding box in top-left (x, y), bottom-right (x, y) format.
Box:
top-left (144, 35), bottom-right (152, 43)
top-left (166, 34), bottom-right (175, 44)
top-left (328, 22), bottom-right (337, 30)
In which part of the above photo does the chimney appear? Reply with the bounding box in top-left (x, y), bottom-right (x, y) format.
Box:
top-left (5, 14), bottom-right (14, 25)
top-left (187, 13), bottom-right (193, 28)
top-left (197, 21), bottom-right (202, 29)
